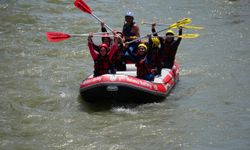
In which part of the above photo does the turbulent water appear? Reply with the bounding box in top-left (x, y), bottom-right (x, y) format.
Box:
top-left (0, 0), bottom-right (250, 149)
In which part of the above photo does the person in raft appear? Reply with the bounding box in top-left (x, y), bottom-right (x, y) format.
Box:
top-left (122, 11), bottom-right (140, 62)
top-left (135, 43), bottom-right (156, 81)
top-left (152, 24), bottom-right (183, 69)
top-left (111, 31), bottom-right (127, 71)
top-left (101, 24), bottom-right (127, 71)
top-left (147, 36), bottom-right (163, 75)
top-left (88, 33), bottom-right (120, 77)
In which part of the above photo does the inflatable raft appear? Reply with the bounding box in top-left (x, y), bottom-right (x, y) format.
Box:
top-left (80, 63), bottom-right (179, 103)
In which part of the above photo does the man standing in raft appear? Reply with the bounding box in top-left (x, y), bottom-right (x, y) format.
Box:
top-left (152, 24), bottom-right (183, 69)
top-left (122, 11), bottom-right (140, 62)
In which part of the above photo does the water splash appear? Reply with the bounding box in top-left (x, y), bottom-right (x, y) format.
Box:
top-left (111, 107), bottom-right (138, 115)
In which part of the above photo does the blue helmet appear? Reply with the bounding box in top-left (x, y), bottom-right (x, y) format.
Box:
top-left (125, 11), bottom-right (134, 18)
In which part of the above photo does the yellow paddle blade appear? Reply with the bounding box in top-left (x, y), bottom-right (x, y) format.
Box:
top-left (182, 25), bottom-right (204, 30)
top-left (176, 33), bottom-right (200, 38)
top-left (169, 18), bottom-right (192, 29)
top-left (171, 25), bottom-right (204, 30)
top-left (178, 18), bottom-right (192, 25)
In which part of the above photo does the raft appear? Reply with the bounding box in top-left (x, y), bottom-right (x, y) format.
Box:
top-left (79, 63), bottom-right (179, 103)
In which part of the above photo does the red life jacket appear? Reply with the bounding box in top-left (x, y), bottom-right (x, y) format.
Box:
top-left (94, 55), bottom-right (111, 76)
top-left (136, 59), bottom-right (150, 79)
top-left (112, 47), bottom-right (123, 62)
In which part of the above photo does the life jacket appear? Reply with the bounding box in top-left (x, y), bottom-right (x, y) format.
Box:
top-left (112, 45), bottom-right (124, 62)
top-left (112, 46), bottom-right (126, 71)
top-left (162, 42), bottom-right (177, 61)
top-left (161, 42), bottom-right (177, 69)
top-left (136, 57), bottom-right (150, 79)
top-left (93, 55), bottom-right (111, 77)
top-left (122, 22), bottom-right (136, 39)
top-left (148, 47), bottom-right (161, 67)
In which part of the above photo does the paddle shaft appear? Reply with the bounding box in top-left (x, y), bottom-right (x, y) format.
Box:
top-left (126, 26), bottom-right (173, 44)
top-left (142, 21), bottom-right (204, 30)
top-left (74, 0), bottom-right (113, 32)
top-left (142, 21), bottom-right (170, 26)
top-left (172, 34), bottom-right (199, 38)
top-left (126, 18), bottom-right (192, 44)
top-left (70, 34), bottom-right (114, 37)
top-left (91, 13), bottom-right (113, 32)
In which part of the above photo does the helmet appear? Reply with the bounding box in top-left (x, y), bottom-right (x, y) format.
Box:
top-left (125, 11), bottom-right (134, 18)
top-left (99, 43), bottom-right (109, 50)
top-left (151, 37), bottom-right (160, 47)
top-left (166, 29), bottom-right (175, 35)
top-left (138, 43), bottom-right (147, 51)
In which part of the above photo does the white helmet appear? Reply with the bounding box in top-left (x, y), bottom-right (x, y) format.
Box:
top-left (125, 11), bottom-right (134, 18)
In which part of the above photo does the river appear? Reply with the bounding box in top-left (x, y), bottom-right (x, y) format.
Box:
top-left (0, 0), bottom-right (249, 149)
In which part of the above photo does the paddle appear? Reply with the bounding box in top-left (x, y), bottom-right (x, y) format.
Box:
top-left (173, 33), bottom-right (200, 39)
top-left (180, 26), bottom-right (203, 30)
top-left (74, 0), bottom-right (113, 31)
top-left (141, 21), bottom-right (204, 30)
top-left (126, 18), bottom-right (192, 44)
top-left (46, 32), bottom-right (113, 42)
top-left (141, 21), bottom-right (169, 26)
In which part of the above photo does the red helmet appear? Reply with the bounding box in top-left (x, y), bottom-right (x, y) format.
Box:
top-left (99, 43), bottom-right (109, 50)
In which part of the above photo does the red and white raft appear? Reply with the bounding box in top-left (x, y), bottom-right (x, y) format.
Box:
top-left (80, 63), bottom-right (179, 103)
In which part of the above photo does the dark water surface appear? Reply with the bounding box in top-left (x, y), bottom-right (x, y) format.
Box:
top-left (0, 0), bottom-right (250, 149)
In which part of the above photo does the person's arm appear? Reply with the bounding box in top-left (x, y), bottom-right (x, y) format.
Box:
top-left (131, 23), bottom-right (140, 37)
top-left (101, 22), bottom-right (107, 32)
top-left (147, 36), bottom-right (153, 61)
top-left (92, 43), bottom-right (100, 52)
top-left (151, 23), bottom-right (158, 36)
top-left (158, 36), bottom-right (165, 62)
top-left (108, 44), bottom-right (118, 61)
top-left (171, 27), bottom-right (183, 50)
top-left (108, 35), bottom-right (119, 60)
top-left (88, 34), bottom-right (98, 60)
top-left (158, 36), bottom-right (164, 53)
top-left (176, 27), bottom-right (183, 43)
